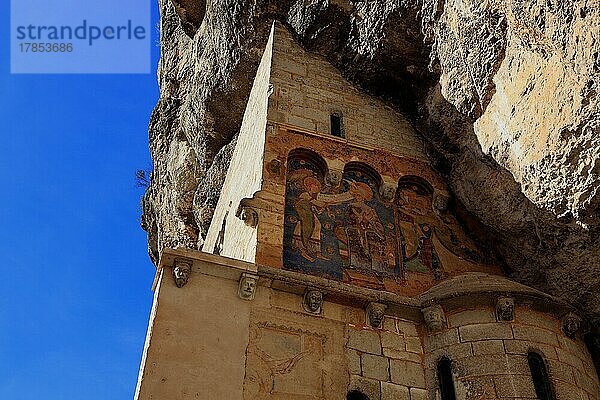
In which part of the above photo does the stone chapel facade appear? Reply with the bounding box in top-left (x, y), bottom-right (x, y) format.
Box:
top-left (134, 23), bottom-right (600, 400)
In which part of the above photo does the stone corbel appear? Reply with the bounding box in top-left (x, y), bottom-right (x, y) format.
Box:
top-left (238, 272), bottom-right (259, 301)
top-left (324, 158), bottom-right (345, 188)
top-left (422, 304), bottom-right (446, 331)
top-left (303, 288), bottom-right (324, 315)
top-left (236, 198), bottom-right (259, 228)
top-left (379, 177), bottom-right (397, 202)
top-left (172, 258), bottom-right (192, 288)
top-left (496, 296), bottom-right (515, 321)
top-left (562, 312), bottom-right (582, 339)
top-left (366, 302), bottom-right (387, 328)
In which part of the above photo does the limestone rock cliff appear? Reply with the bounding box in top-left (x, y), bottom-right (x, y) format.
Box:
top-left (142, 0), bottom-right (600, 325)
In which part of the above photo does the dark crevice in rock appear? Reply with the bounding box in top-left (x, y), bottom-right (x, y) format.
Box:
top-left (170, 0), bottom-right (206, 38)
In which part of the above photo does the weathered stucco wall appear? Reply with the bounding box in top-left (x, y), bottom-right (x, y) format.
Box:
top-left (141, 0), bottom-right (600, 330)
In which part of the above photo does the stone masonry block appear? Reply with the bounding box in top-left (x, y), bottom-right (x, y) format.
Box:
top-left (396, 320), bottom-right (418, 337)
top-left (383, 348), bottom-right (421, 363)
top-left (361, 353), bottom-right (390, 381)
top-left (380, 382), bottom-right (409, 400)
top-left (552, 381), bottom-right (589, 400)
top-left (547, 359), bottom-right (576, 384)
top-left (494, 375), bottom-right (537, 398)
top-left (405, 337), bottom-right (423, 354)
top-left (556, 347), bottom-right (585, 371)
top-left (425, 343), bottom-right (473, 369)
top-left (275, 59), bottom-right (307, 76)
top-left (459, 323), bottom-right (513, 342)
top-left (349, 375), bottom-right (381, 400)
top-left (286, 114), bottom-right (316, 131)
top-left (503, 339), bottom-right (558, 359)
top-left (574, 368), bottom-right (600, 395)
top-left (456, 377), bottom-right (497, 398)
top-left (515, 308), bottom-right (560, 332)
top-left (381, 331), bottom-right (406, 351)
top-left (410, 388), bottom-right (428, 400)
top-left (348, 329), bottom-right (382, 355)
top-left (457, 354), bottom-right (529, 376)
top-left (472, 340), bottom-right (505, 355)
top-left (348, 349), bottom-right (361, 375)
top-left (558, 335), bottom-right (587, 355)
top-left (389, 360), bottom-right (426, 388)
top-left (448, 309), bottom-right (496, 327)
top-left (512, 325), bottom-right (559, 346)
top-left (383, 317), bottom-right (397, 333)
top-left (424, 329), bottom-right (460, 352)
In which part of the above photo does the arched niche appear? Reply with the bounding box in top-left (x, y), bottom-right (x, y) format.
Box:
top-left (286, 148), bottom-right (328, 177)
top-left (343, 161), bottom-right (383, 196)
top-left (396, 175), bottom-right (434, 199)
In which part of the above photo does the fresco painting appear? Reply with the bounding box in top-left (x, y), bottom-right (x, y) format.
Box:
top-left (283, 156), bottom-right (485, 282)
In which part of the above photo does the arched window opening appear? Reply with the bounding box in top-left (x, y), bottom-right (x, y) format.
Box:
top-left (528, 351), bottom-right (554, 400)
top-left (346, 390), bottom-right (369, 400)
top-left (437, 357), bottom-right (456, 400)
top-left (584, 333), bottom-right (600, 377)
top-left (330, 112), bottom-right (344, 138)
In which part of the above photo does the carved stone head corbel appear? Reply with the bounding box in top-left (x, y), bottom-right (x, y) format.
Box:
top-left (366, 302), bottom-right (387, 328)
top-left (422, 304), bottom-right (446, 331)
top-left (236, 198), bottom-right (259, 228)
top-left (325, 169), bottom-right (343, 188)
top-left (238, 273), bottom-right (258, 301)
top-left (239, 206), bottom-right (258, 228)
top-left (303, 288), bottom-right (323, 314)
top-left (562, 312), bottom-right (582, 339)
top-left (496, 297), bottom-right (515, 321)
top-left (172, 259), bottom-right (192, 288)
top-left (379, 182), bottom-right (397, 202)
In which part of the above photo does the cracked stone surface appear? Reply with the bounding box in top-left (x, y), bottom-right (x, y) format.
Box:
top-left (141, 0), bottom-right (600, 325)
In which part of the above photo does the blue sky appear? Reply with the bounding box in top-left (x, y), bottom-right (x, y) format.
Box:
top-left (1, 2), bottom-right (161, 399)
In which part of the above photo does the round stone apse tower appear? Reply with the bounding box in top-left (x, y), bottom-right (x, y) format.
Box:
top-left (134, 23), bottom-right (599, 400)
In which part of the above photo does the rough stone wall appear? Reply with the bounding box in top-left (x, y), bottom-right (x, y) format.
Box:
top-left (426, 305), bottom-right (600, 399)
top-left (142, 0), bottom-right (600, 326)
top-left (268, 24), bottom-right (426, 160)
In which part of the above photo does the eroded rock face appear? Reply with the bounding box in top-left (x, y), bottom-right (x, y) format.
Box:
top-left (142, 0), bottom-right (600, 324)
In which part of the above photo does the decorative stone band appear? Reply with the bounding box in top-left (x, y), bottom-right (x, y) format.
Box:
top-left (156, 248), bottom-right (589, 338)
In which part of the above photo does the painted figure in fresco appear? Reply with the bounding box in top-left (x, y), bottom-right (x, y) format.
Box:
top-left (339, 181), bottom-right (386, 271)
top-left (395, 179), bottom-right (483, 280)
top-left (284, 159), bottom-right (400, 280)
top-left (284, 157), bottom-right (345, 278)
top-left (244, 325), bottom-right (321, 398)
top-left (395, 183), bottom-right (443, 279)
top-left (292, 175), bottom-right (324, 262)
